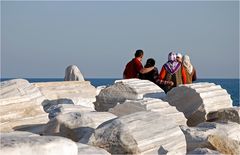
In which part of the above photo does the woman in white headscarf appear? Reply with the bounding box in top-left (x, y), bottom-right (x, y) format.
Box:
top-left (182, 55), bottom-right (197, 84)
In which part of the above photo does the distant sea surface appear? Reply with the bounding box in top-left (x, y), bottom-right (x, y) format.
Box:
top-left (1, 78), bottom-right (239, 107)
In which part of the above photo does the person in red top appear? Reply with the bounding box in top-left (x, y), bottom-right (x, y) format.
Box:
top-left (123, 50), bottom-right (154, 79)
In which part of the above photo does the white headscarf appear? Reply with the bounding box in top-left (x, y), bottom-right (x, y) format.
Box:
top-left (183, 55), bottom-right (193, 74)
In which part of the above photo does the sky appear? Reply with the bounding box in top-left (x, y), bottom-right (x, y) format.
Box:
top-left (1, 1), bottom-right (239, 78)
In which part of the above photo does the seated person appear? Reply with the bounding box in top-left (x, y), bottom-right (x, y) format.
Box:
top-left (139, 58), bottom-right (159, 85)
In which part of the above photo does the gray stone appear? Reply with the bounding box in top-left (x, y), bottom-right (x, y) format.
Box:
top-left (64, 65), bottom-right (84, 81)
top-left (44, 112), bottom-right (117, 142)
top-left (207, 107), bottom-right (240, 124)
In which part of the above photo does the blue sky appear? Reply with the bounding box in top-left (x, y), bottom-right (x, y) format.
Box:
top-left (1, 1), bottom-right (239, 78)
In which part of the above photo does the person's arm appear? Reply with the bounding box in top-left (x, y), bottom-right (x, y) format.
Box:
top-left (139, 67), bottom-right (154, 74)
top-left (157, 66), bottom-right (174, 86)
top-left (182, 66), bottom-right (187, 84)
top-left (192, 67), bottom-right (197, 81)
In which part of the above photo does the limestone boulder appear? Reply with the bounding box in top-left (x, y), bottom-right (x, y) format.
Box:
top-left (42, 99), bottom-right (94, 119)
top-left (187, 148), bottom-right (222, 155)
top-left (109, 97), bottom-right (187, 125)
top-left (88, 111), bottom-right (186, 154)
top-left (0, 132), bottom-right (78, 155)
top-left (94, 79), bottom-right (165, 111)
top-left (44, 111), bottom-right (117, 142)
top-left (207, 107), bottom-right (240, 124)
top-left (34, 81), bottom-right (97, 109)
top-left (166, 82), bottom-right (233, 126)
top-left (180, 121), bottom-right (240, 153)
top-left (64, 65), bottom-right (84, 81)
top-left (0, 79), bottom-right (48, 132)
top-left (77, 143), bottom-right (110, 155)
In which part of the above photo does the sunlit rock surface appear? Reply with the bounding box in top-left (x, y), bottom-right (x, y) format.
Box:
top-left (0, 79), bottom-right (47, 133)
top-left (34, 81), bottom-right (97, 109)
top-left (77, 143), bottom-right (110, 155)
top-left (0, 132), bottom-right (78, 155)
top-left (88, 111), bottom-right (186, 155)
top-left (166, 82), bottom-right (233, 126)
top-left (94, 79), bottom-right (166, 111)
top-left (44, 111), bottom-right (117, 142)
top-left (109, 97), bottom-right (187, 125)
top-left (180, 121), bottom-right (240, 153)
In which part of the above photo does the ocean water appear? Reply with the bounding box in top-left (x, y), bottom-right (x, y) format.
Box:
top-left (1, 78), bottom-right (239, 106)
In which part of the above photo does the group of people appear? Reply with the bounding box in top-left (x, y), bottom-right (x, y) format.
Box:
top-left (123, 49), bottom-right (197, 93)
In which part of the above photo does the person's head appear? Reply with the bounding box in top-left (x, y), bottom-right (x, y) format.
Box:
top-left (176, 53), bottom-right (183, 63)
top-left (168, 52), bottom-right (177, 62)
top-left (135, 49), bottom-right (144, 61)
top-left (183, 55), bottom-right (191, 64)
top-left (145, 58), bottom-right (155, 68)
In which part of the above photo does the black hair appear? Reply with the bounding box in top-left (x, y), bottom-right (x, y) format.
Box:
top-left (144, 58), bottom-right (155, 68)
top-left (135, 49), bottom-right (144, 58)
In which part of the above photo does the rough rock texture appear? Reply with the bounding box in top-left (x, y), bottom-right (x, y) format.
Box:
top-left (208, 134), bottom-right (240, 155)
top-left (34, 81), bottom-right (97, 109)
top-left (180, 121), bottom-right (240, 153)
top-left (109, 97), bottom-right (187, 125)
top-left (0, 79), bottom-right (48, 132)
top-left (207, 107), bottom-right (240, 124)
top-left (77, 143), bottom-right (110, 155)
top-left (42, 99), bottom-right (94, 119)
top-left (94, 79), bottom-right (166, 111)
top-left (0, 132), bottom-right (78, 155)
top-left (64, 65), bottom-right (84, 81)
top-left (44, 112), bottom-right (117, 142)
top-left (166, 82), bottom-right (233, 126)
top-left (187, 148), bottom-right (222, 155)
top-left (88, 111), bottom-right (186, 154)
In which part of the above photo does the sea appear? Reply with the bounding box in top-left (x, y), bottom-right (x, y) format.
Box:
top-left (1, 78), bottom-right (239, 107)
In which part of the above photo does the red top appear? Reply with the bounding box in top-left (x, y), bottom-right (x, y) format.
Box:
top-left (159, 66), bottom-right (187, 84)
top-left (123, 58), bottom-right (143, 79)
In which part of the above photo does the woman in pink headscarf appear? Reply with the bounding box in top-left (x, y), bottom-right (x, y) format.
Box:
top-left (182, 55), bottom-right (197, 84)
top-left (158, 52), bottom-right (187, 93)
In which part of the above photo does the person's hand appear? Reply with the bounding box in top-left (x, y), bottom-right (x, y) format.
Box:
top-left (169, 81), bottom-right (174, 86)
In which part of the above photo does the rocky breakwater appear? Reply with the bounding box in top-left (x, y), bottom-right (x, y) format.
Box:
top-left (166, 82), bottom-right (234, 126)
top-left (1, 77), bottom-right (239, 155)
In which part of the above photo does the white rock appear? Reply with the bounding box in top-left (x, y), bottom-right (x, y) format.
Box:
top-left (207, 107), bottom-right (240, 124)
top-left (94, 79), bottom-right (165, 111)
top-left (34, 81), bottom-right (97, 109)
top-left (44, 111), bottom-right (117, 142)
top-left (89, 111), bottom-right (186, 154)
top-left (180, 121), bottom-right (240, 153)
top-left (64, 65), bottom-right (84, 81)
top-left (77, 143), bottom-right (110, 155)
top-left (166, 82), bottom-right (233, 126)
top-left (109, 98), bottom-right (187, 125)
top-left (187, 148), bottom-right (222, 155)
top-left (0, 133), bottom-right (78, 155)
top-left (0, 79), bottom-right (47, 132)
top-left (0, 113), bottom-right (49, 134)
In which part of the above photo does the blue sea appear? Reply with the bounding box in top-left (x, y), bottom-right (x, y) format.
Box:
top-left (1, 78), bottom-right (239, 107)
